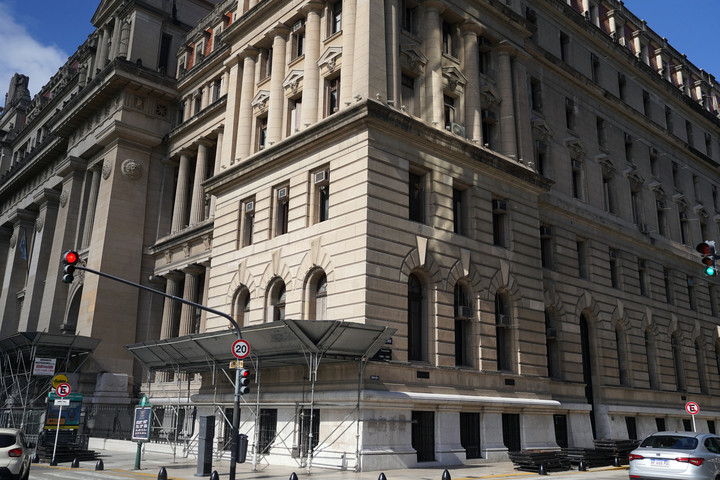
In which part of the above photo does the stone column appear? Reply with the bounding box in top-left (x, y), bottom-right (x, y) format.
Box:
top-left (221, 69), bottom-right (230, 96)
top-left (424, 1), bottom-right (445, 127)
top-left (341, 0), bottom-right (356, 106)
top-left (98, 27), bottom-right (111, 71)
top-left (235, 49), bottom-right (258, 160)
top-left (178, 267), bottom-right (202, 337)
top-left (118, 19), bottom-right (131, 59)
top-left (512, 56), bottom-right (533, 165)
top-left (219, 57), bottom-right (240, 167)
top-left (18, 190), bottom-right (61, 332)
top-left (93, 28), bottom-right (108, 73)
top-left (157, 272), bottom-right (182, 381)
top-left (385, 0), bottom-right (400, 106)
top-left (267, 23), bottom-right (289, 146)
top-left (171, 152), bottom-right (191, 232)
top-left (462, 22), bottom-right (483, 143)
top-left (110, 16), bottom-right (122, 60)
top-left (201, 82), bottom-right (212, 110)
top-left (81, 167), bottom-right (101, 249)
top-left (301, 1), bottom-right (323, 127)
top-left (189, 142), bottom-right (210, 225)
top-left (0, 209), bottom-right (35, 337)
top-left (497, 43), bottom-right (518, 159)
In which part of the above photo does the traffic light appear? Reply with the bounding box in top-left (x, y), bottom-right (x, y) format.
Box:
top-left (238, 368), bottom-right (250, 394)
top-left (62, 251), bottom-right (79, 283)
top-left (696, 241), bottom-right (718, 276)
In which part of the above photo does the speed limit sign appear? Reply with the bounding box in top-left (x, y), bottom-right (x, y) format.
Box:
top-left (232, 339), bottom-right (250, 359)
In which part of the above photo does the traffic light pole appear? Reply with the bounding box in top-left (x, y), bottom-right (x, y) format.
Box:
top-left (71, 265), bottom-right (244, 480)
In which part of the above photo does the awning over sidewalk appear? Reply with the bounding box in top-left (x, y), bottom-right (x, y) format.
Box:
top-left (124, 320), bottom-right (395, 372)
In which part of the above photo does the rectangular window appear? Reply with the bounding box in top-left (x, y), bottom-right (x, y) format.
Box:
top-left (665, 106), bottom-right (673, 132)
top-left (260, 48), bottom-right (273, 78)
top-left (492, 199), bottom-right (508, 248)
top-left (602, 175), bottom-right (615, 214)
top-left (686, 120), bottom-right (694, 147)
top-left (565, 98), bottom-right (575, 131)
top-left (642, 90), bottom-right (650, 117)
top-left (311, 168), bottom-right (330, 224)
top-left (638, 259), bottom-right (648, 297)
top-left (241, 198), bottom-right (255, 247)
top-left (672, 162), bottom-right (679, 187)
top-left (258, 409), bottom-right (278, 453)
top-left (624, 133), bottom-right (633, 162)
top-left (571, 159), bottom-right (583, 200)
top-left (710, 285), bottom-right (718, 316)
top-left (664, 269), bottom-right (673, 304)
top-left (401, 74), bottom-right (416, 116)
top-left (325, 77), bottom-right (340, 117)
top-left (687, 276), bottom-right (696, 311)
top-left (553, 415), bottom-right (568, 449)
top-left (330, 1), bottom-right (342, 35)
top-left (560, 32), bottom-right (570, 62)
top-left (287, 97), bottom-right (303, 135)
top-left (411, 411), bottom-right (435, 462)
top-left (291, 20), bottom-right (305, 59)
top-left (274, 185), bottom-right (290, 236)
top-left (297, 409), bottom-right (320, 458)
top-left (577, 239), bottom-right (588, 279)
top-left (540, 226), bottom-right (552, 269)
top-left (401, 0), bottom-right (417, 34)
top-left (442, 21), bottom-right (458, 57)
top-left (609, 249), bottom-right (619, 288)
top-left (706, 133), bottom-right (713, 157)
top-left (596, 117), bottom-right (606, 148)
top-left (618, 73), bottom-right (627, 101)
top-left (459, 413), bottom-right (481, 459)
top-left (409, 172), bottom-right (425, 224)
top-left (256, 116), bottom-right (268, 151)
top-left (159, 34), bottom-right (172, 75)
top-left (591, 53), bottom-right (600, 83)
top-left (444, 95), bottom-right (456, 130)
top-left (534, 140), bottom-right (547, 176)
top-left (530, 77), bottom-right (543, 113)
top-left (650, 148), bottom-right (659, 177)
top-left (453, 187), bottom-right (468, 235)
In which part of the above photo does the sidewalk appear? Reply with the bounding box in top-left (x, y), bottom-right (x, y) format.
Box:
top-left (34, 439), bottom-right (627, 480)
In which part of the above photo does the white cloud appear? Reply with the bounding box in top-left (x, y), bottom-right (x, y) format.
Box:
top-left (0, 3), bottom-right (69, 104)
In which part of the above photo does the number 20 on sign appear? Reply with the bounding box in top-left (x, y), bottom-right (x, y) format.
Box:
top-left (232, 339), bottom-right (250, 359)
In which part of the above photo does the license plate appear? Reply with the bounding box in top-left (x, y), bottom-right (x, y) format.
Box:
top-left (650, 459), bottom-right (670, 467)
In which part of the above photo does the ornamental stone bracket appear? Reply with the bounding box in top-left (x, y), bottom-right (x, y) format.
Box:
top-left (596, 154), bottom-right (615, 177)
top-left (532, 119), bottom-right (553, 141)
top-left (317, 46), bottom-right (342, 76)
top-left (442, 65), bottom-right (467, 95)
top-left (251, 90), bottom-right (270, 113)
top-left (564, 137), bottom-right (586, 160)
top-left (672, 192), bottom-right (689, 209)
top-left (623, 165), bottom-right (644, 189)
top-left (400, 44), bottom-right (427, 76)
top-left (282, 70), bottom-right (304, 96)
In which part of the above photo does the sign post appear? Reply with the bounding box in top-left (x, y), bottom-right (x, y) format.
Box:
top-left (132, 395), bottom-right (152, 470)
top-left (52, 383), bottom-right (71, 462)
top-left (686, 401), bottom-right (699, 432)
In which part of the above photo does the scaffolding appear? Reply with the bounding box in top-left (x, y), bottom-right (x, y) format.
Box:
top-left (126, 320), bottom-right (395, 473)
top-left (0, 332), bottom-right (99, 440)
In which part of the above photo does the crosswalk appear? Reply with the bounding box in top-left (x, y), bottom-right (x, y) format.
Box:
top-left (30, 465), bottom-right (163, 480)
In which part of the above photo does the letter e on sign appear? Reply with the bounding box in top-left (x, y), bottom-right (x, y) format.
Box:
top-left (56, 383), bottom-right (71, 397)
top-left (685, 401), bottom-right (700, 415)
top-left (232, 339), bottom-right (250, 359)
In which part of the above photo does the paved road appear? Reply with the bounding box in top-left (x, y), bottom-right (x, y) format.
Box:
top-left (27, 463), bottom-right (630, 480)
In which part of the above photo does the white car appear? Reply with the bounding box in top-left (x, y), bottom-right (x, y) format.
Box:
top-left (0, 428), bottom-right (31, 480)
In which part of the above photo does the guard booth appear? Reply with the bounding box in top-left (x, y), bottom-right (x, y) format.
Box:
top-left (126, 320), bottom-right (395, 473)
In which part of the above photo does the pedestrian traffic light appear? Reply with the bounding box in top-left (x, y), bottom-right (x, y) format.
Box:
top-left (62, 250), bottom-right (79, 283)
top-left (696, 241), bottom-right (718, 276)
top-left (238, 368), bottom-right (250, 394)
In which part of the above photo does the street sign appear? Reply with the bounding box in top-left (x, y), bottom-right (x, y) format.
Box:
top-left (54, 399), bottom-right (70, 406)
top-left (52, 374), bottom-right (68, 389)
top-left (33, 358), bottom-right (56, 376)
top-left (131, 406), bottom-right (153, 441)
top-left (56, 383), bottom-right (71, 397)
top-left (686, 401), bottom-right (700, 415)
top-left (231, 339), bottom-right (250, 359)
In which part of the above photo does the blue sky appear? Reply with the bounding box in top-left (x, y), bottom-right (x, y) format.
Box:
top-left (0, 0), bottom-right (718, 102)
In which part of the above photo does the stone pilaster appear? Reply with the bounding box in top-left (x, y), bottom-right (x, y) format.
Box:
top-left (81, 167), bottom-right (101, 249)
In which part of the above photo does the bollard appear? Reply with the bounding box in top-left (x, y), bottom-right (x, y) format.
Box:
top-left (210, 470), bottom-right (220, 480)
top-left (442, 469), bottom-right (451, 480)
top-left (538, 464), bottom-right (547, 475)
top-left (578, 460), bottom-right (586, 471)
top-left (71, 458), bottom-right (80, 468)
top-left (158, 466), bottom-right (168, 480)
top-left (95, 459), bottom-right (104, 471)
top-left (289, 473), bottom-right (299, 480)
top-left (50, 457), bottom-right (57, 466)
top-left (378, 473), bottom-right (387, 480)
top-left (613, 456), bottom-right (621, 467)
top-left (32, 453), bottom-right (39, 464)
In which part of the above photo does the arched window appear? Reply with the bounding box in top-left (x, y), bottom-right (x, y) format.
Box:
top-left (233, 287), bottom-right (250, 327)
top-left (545, 309), bottom-right (560, 379)
top-left (305, 270), bottom-right (327, 320)
top-left (408, 273), bottom-right (427, 362)
top-left (615, 324), bottom-right (629, 386)
top-left (695, 339), bottom-right (708, 394)
top-left (671, 333), bottom-right (685, 391)
top-left (267, 279), bottom-right (286, 322)
top-left (495, 291), bottom-right (512, 372)
top-left (454, 282), bottom-right (472, 367)
top-left (645, 329), bottom-right (658, 389)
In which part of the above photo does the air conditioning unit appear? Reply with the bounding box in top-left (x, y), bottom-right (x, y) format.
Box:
top-left (540, 226), bottom-right (552, 237)
top-left (277, 187), bottom-right (288, 200)
top-left (546, 327), bottom-right (557, 339)
top-left (450, 123), bottom-right (466, 137)
top-left (457, 306), bottom-right (472, 319)
top-left (496, 314), bottom-right (510, 327)
top-left (314, 170), bottom-right (329, 185)
top-left (245, 201), bottom-right (255, 213)
top-left (492, 199), bottom-right (507, 213)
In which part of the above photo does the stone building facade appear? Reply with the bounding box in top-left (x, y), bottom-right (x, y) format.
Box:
top-left (2, 0), bottom-right (720, 472)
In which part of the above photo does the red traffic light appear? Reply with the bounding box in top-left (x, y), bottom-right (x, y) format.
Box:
top-left (238, 368), bottom-right (250, 394)
top-left (63, 251), bottom-right (79, 264)
top-left (239, 369), bottom-right (249, 379)
top-left (697, 241), bottom-right (716, 256)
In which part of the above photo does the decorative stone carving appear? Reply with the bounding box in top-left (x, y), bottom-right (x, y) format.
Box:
top-left (35, 217), bottom-right (44, 233)
top-left (102, 158), bottom-right (112, 179)
top-left (59, 190), bottom-right (68, 208)
top-left (121, 158), bottom-right (144, 180)
top-left (9, 233), bottom-right (16, 248)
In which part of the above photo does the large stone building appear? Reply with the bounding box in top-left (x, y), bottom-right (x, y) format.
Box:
top-left (2, 0), bottom-right (720, 472)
